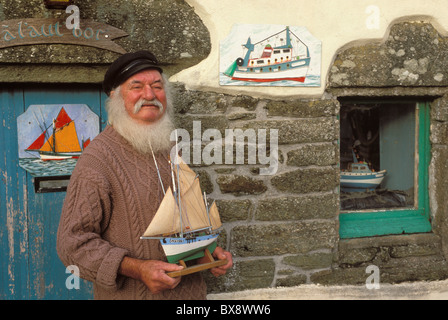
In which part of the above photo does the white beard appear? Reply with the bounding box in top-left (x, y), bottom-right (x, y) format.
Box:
top-left (105, 86), bottom-right (175, 154)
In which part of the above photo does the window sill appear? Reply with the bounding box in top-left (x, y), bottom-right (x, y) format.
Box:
top-left (339, 209), bottom-right (432, 239)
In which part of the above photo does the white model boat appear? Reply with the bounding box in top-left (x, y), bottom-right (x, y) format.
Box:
top-left (141, 154), bottom-right (223, 264)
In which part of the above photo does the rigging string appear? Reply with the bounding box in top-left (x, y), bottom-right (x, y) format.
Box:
top-left (149, 141), bottom-right (179, 235)
top-left (148, 142), bottom-right (165, 196)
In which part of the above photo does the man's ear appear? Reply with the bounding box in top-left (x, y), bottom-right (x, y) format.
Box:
top-left (109, 90), bottom-right (115, 97)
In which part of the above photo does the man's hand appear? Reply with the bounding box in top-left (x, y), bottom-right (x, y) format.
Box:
top-left (198, 246), bottom-right (233, 277)
top-left (119, 257), bottom-right (183, 294)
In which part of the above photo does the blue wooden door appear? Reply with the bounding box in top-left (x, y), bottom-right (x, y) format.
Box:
top-left (1, 84), bottom-right (107, 299)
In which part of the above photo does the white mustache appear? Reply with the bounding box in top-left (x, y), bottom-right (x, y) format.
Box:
top-left (133, 99), bottom-right (164, 114)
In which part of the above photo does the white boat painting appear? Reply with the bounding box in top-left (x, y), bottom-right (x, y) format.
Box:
top-left (220, 24), bottom-right (321, 87)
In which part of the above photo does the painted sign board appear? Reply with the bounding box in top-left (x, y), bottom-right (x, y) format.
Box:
top-left (0, 18), bottom-right (128, 53)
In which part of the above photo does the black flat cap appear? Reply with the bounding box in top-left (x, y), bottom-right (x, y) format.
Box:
top-left (103, 50), bottom-right (163, 96)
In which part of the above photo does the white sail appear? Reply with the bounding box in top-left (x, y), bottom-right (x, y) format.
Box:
top-left (142, 156), bottom-right (223, 238)
top-left (177, 160), bottom-right (197, 193)
top-left (208, 201), bottom-right (222, 230)
top-left (180, 177), bottom-right (210, 232)
top-left (143, 187), bottom-right (180, 237)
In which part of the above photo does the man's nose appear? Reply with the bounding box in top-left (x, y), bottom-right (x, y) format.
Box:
top-left (142, 85), bottom-right (156, 100)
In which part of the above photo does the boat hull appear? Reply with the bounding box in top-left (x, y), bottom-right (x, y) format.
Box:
top-left (231, 58), bottom-right (310, 83)
top-left (39, 151), bottom-right (81, 161)
top-left (160, 233), bottom-right (219, 264)
top-left (340, 170), bottom-right (386, 192)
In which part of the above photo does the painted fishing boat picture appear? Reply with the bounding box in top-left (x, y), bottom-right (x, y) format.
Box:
top-left (340, 151), bottom-right (387, 192)
top-left (17, 104), bottom-right (99, 177)
top-left (220, 24), bottom-right (321, 86)
top-left (141, 146), bottom-right (227, 277)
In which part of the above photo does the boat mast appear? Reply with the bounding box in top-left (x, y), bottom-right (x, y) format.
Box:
top-left (149, 142), bottom-right (165, 196)
top-left (242, 37), bottom-right (254, 67)
top-left (203, 191), bottom-right (212, 232)
top-left (174, 131), bottom-right (184, 238)
top-left (285, 26), bottom-right (291, 48)
top-left (51, 117), bottom-right (56, 153)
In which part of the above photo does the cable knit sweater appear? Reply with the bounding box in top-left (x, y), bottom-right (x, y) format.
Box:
top-left (56, 125), bottom-right (207, 300)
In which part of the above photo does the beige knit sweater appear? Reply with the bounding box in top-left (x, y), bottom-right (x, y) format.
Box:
top-left (57, 125), bottom-right (207, 300)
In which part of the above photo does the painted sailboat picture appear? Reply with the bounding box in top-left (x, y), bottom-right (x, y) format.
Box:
top-left (17, 104), bottom-right (99, 177)
top-left (220, 24), bottom-right (321, 86)
top-left (141, 151), bottom-right (226, 275)
top-left (26, 107), bottom-right (89, 161)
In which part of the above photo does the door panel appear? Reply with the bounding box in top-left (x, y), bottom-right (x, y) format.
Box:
top-left (0, 87), bottom-right (30, 299)
top-left (1, 85), bottom-right (107, 299)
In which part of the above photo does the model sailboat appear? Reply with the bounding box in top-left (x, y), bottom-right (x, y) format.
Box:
top-left (25, 107), bottom-right (90, 161)
top-left (141, 147), bottom-right (226, 277)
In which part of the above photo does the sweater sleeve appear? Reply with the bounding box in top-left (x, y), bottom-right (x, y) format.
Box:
top-left (56, 167), bottom-right (130, 291)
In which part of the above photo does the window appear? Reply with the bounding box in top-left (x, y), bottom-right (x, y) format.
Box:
top-left (339, 100), bottom-right (432, 238)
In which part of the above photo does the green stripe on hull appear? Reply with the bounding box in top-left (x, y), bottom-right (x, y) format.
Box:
top-left (166, 241), bottom-right (217, 264)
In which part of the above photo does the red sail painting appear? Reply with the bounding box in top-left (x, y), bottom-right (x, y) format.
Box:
top-left (18, 104), bottom-right (99, 178)
top-left (26, 107), bottom-right (86, 161)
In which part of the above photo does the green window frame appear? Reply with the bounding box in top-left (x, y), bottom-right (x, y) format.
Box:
top-left (339, 101), bottom-right (431, 239)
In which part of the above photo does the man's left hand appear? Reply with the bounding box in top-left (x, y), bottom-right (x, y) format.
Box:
top-left (208, 246), bottom-right (233, 277)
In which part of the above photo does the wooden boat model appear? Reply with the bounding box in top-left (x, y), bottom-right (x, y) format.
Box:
top-left (340, 151), bottom-right (386, 192)
top-left (141, 152), bottom-right (226, 277)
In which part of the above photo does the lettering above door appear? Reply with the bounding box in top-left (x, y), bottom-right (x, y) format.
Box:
top-left (0, 18), bottom-right (128, 53)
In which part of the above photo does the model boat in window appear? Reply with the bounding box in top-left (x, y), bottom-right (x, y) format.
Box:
top-left (340, 150), bottom-right (387, 192)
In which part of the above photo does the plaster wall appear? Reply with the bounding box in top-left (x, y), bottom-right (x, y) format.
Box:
top-left (172, 0), bottom-right (448, 97)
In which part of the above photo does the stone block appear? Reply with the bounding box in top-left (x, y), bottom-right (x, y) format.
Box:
top-left (215, 199), bottom-right (252, 222)
top-left (242, 118), bottom-right (338, 144)
top-left (282, 252), bottom-right (334, 270)
top-left (275, 274), bottom-right (307, 287)
top-left (286, 143), bottom-right (337, 167)
top-left (265, 99), bottom-right (339, 118)
top-left (205, 259), bottom-right (275, 293)
top-left (216, 174), bottom-right (267, 196)
top-left (271, 167), bottom-right (338, 194)
top-left (231, 221), bottom-right (337, 257)
top-left (256, 193), bottom-right (338, 221)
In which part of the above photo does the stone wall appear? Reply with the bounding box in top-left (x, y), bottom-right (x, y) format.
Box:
top-left (0, 0), bottom-right (211, 82)
top-left (170, 18), bottom-right (448, 293)
top-left (169, 85), bottom-right (341, 292)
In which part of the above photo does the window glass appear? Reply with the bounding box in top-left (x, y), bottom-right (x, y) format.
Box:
top-left (340, 103), bottom-right (416, 211)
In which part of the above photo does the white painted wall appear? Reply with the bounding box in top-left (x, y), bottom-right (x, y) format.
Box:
top-left (171, 0), bottom-right (448, 98)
